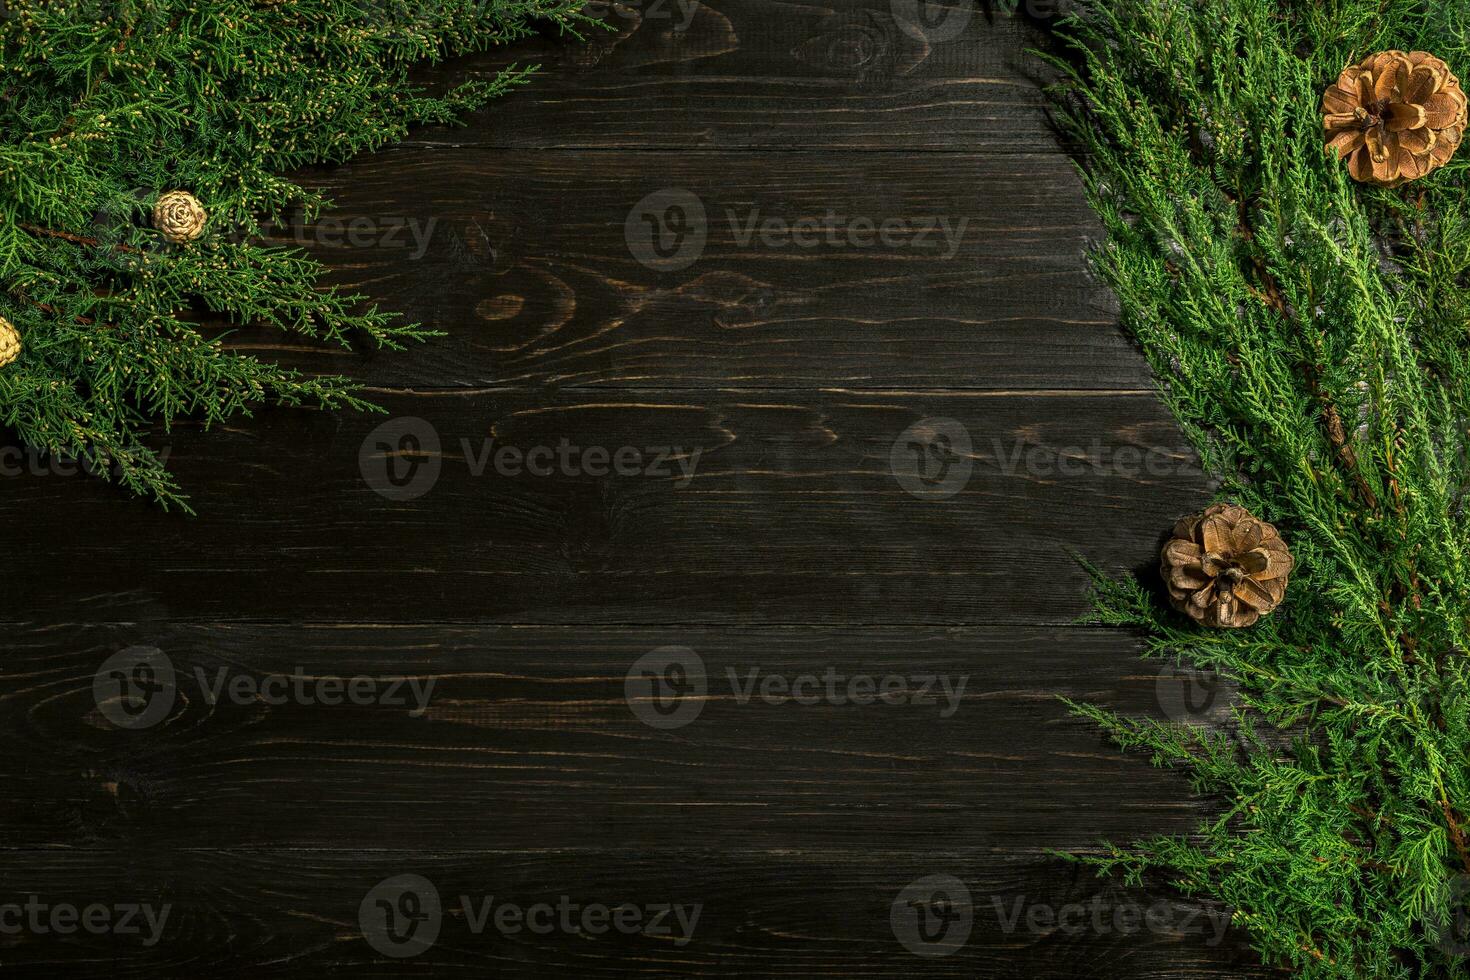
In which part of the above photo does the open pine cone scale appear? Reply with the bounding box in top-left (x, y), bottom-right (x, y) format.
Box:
top-left (1323, 50), bottom-right (1467, 186)
top-left (1161, 504), bottom-right (1293, 628)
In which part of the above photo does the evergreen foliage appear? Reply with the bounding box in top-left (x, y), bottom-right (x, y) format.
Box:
top-left (0, 0), bottom-right (591, 510)
top-left (1045, 0), bottom-right (1470, 974)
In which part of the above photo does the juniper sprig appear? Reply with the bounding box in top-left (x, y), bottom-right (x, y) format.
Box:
top-left (1045, 0), bottom-right (1470, 974)
top-left (0, 0), bottom-right (592, 510)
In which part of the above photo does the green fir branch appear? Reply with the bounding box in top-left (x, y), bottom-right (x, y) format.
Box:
top-left (1048, 0), bottom-right (1470, 974)
top-left (0, 0), bottom-right (596, 508)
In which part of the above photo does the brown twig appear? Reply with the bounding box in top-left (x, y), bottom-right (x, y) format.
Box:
top-left (1244, 255), bottom-right (1380, 513)
top-left (29, 300), bottom-right (98, 327)
top-left (1442, 798), bottom-right (1470, 875)
top-left (19, 223), bottom-right (145, 255)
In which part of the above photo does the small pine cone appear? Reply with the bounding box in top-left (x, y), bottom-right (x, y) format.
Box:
top-left (1160, 503), bottom-right (1293, 629)
top-left (153, 191), bottom-right (208, 244)
top-left (1323, 50), bottom-right (1467, 186)
top-left (0, 317), bottom-right (19, 368)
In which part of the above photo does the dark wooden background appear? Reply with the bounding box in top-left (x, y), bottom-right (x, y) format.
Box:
top-left (0, 1), bottom-right (1279, 976)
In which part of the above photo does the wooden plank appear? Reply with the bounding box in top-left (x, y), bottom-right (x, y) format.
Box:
top-left (231, 147), bottom-right (1137, 390)
top-left (403, 0), bottom-right (1062, 151)
top-left (0, 389), bottom-right (1210, 623)
top-left (0, 624), bottom-right (1235, 851)
top-left (0, 848), bottom-right (1268, 976)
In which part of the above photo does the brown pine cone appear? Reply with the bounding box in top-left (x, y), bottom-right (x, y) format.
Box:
top-left (153, 190), bottom-right (208, 244)
top-left (1160, 503), bottom-right (1293, 629)
top-left (1322, 50), bottom-right (1467, 186)
top-left (0, 316), bottom-right (19, 368)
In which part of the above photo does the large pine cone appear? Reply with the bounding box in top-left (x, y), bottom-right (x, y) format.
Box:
top-left (1323, 50), bottom-right (1467, 186)
top-left (1161, 503), bottom-right (1293, 629)
top-left (153, 190), bottom-right (208, 244)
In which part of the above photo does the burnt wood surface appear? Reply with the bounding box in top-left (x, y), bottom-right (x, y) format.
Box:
top-left (0, 2), bottom-right (1274, 976)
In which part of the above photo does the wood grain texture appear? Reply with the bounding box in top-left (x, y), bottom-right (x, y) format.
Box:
top-left (227, 147), bottom-right (1137, 390)
top-left (403, 0), bottom-right (1063, 151)
top-left (0, 849), bottom-right (1268, 978)
top-left (0, 390), bottom-right (1209, 623)
top-left (2, 624), bottom-right (1236, 850)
